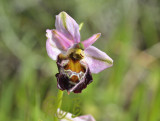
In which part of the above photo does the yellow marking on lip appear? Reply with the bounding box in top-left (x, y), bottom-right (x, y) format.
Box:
top-left (64, 59), bottom-right (85, 73)
top-left (64, 59), bottom-right (86, 83)
top-left (58, 48), bottom-right (86, 83)
top-left (70, 75), bottom-right (79, 83)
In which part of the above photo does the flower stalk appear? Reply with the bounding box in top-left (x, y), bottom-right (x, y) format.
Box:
top-left (54, 89), bottom-right (64, 121)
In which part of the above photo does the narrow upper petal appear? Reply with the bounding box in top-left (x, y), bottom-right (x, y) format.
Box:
top-left (46, 29), bottom-right (73, 51)
top-left (84, 46), bottom-right (113, 74)
top-left (82, 33), bottom-right (101, 48)
top-left (55, 11), bottom-right (80, 43)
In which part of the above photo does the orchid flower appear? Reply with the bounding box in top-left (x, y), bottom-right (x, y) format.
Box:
top-left (46, 11), bottom-right (113, 93)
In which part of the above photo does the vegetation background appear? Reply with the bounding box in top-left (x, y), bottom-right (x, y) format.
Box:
top-left (0, 0), bottom-right (160, 121)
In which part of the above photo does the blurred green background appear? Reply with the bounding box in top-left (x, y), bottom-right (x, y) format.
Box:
top-left (0, 0), bottom-right (160, 121)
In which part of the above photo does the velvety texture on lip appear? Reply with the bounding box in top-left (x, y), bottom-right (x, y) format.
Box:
top-left (56, 55), bottom-right (93, 93)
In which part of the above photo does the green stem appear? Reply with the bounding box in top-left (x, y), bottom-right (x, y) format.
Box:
top-left (54, 89), bottom-right (64, 121)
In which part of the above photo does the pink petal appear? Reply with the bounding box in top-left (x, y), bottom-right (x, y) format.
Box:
top-left (84, 46), bottom-right (113, 74)
top-left (46, 39), bottom-right (62, 60)
top-left (57, 109), bottom-right (96, 121)
top-left (82, 33), bottom-right (101, 48)
top-left (79, 115), bottom-right (96, 121)
top-left (46, 29), bottom-right (73, 51)
top-left (55, 11), bottom-right (80, 43)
